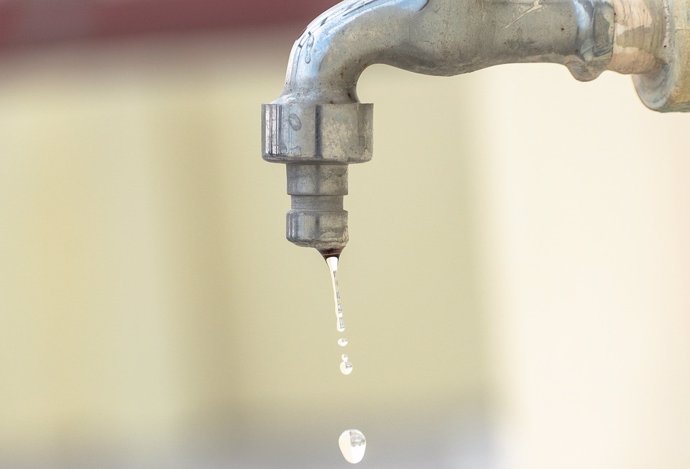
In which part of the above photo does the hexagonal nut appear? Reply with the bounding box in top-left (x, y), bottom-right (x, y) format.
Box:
top-left (262, 102), bottom-right (373, 163)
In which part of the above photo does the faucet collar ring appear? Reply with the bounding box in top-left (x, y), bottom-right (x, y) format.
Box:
top-left (262, 102), bottom-right (373, 164)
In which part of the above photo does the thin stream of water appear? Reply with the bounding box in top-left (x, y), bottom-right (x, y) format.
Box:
top-left (325, 255), bottom-right (366, 463)
top-left (327, 256), bottom-right (346, 333)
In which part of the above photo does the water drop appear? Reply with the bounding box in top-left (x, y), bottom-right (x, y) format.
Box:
top-left (338, 429), bottom-right (366, 464)
top-left (338, 337), bottom-right (349, 347)
top-left (340, 360), bottom-right (353, 376)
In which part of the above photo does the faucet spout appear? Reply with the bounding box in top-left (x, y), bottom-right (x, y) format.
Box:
top-left (279, 0), bottom-right (431, 105)
top-left (263, 0), bottom-right (680, 254)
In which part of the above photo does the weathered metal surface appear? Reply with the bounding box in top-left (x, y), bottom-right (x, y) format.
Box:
top-left (262, 0), bottom-right (684, 253)
top-left (633, 0), bottom-right (690, 110)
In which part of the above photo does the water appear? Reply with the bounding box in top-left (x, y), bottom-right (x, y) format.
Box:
top-left (340, 354), bottom-right (353, 375)
top-left (326, 256), bottom-right (353, 375)
top-left (338, 429), bottom-right (367, 464)
top-left (325, 256), bottom-right (366, 463)
top-left (327, 256), bottom-right (346, 333)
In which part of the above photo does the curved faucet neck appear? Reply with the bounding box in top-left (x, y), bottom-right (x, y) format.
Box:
top-left (278, 0), bottom-right (665, 106)
top-left (263, 0), bottom-right (671, 253)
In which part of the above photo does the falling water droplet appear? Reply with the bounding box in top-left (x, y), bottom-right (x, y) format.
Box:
top-left (338, 337), bottom-right (349, 347)
top-left (338, 429), bottom-right (366, 464)
top-left (340, 354), bottom-right (353, 375)
top-left (339, 361), bottom-right (353, 375)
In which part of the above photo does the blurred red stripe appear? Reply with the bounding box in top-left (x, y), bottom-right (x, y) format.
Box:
top-left (0, 0), bottom-right (338, 48)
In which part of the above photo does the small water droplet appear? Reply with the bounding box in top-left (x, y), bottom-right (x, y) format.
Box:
top-left (338, 429), bottom-right (366, 464)
top-left (338, 337), bottom-right (349, 347)
top-left (340, 360), bottom-right (353, 376)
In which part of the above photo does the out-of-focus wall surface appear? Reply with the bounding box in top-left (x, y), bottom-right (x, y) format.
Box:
top-left (476, 65), bottom-right (690, 469)
top-left (0, 20), bottom-right (688, 469)
top-left (0, 33), bottom-right (489, 468)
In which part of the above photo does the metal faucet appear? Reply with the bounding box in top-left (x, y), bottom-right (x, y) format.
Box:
top-left (262, 0), bottom-right (689, 256)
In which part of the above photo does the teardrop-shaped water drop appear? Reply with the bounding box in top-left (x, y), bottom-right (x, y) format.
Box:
top-left (338, 337), bottom-right (349, 347)
top-left (338, 429), bottom-right (366, 464)
top-left (339, 360), bottom-right (353, 376)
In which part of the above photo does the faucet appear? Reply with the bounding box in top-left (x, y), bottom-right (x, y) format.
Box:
top-left (262, 0), bottom-right (689, 257)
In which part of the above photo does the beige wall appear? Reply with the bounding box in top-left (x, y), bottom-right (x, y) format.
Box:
top-left (477, 65), bottom-right (690, 469)
top-left (0, 35), bottom-right (486, 465)
top-left (0, 32), bottom-right (688, 468)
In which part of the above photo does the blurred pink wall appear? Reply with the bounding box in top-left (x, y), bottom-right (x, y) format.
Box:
top-left (0, 0), bottom-right (336, 49)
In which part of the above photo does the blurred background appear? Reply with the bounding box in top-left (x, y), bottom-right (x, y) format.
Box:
top-left (0, 1), bottom-right (689, 468)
